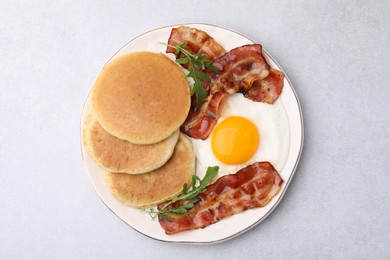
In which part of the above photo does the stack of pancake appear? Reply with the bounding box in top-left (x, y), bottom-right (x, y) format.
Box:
top-left (82, 52), bottom-right (194, 208)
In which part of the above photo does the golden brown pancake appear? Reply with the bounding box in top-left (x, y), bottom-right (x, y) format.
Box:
top-left (82, 113), bottom-right (179, 174)
top-left (92, 52), bottom-right (191, 144)
top-left (105, 134), bottom-right (195, 208)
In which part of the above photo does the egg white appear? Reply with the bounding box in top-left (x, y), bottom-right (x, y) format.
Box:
top-left (190, 93), bottom-right (290, 179)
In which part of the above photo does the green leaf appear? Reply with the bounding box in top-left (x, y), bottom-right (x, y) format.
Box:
top-left (208, 64), bottom-right (219, 73)
top-left (175, 57), bottom-right (189, 64)
top-left (191, 175), bottom-right (201, 190)
top-left (175, 166), bottom-right (218, 202)
top-left (199, 166), bottom-right (219, 189)
top-left (198, 55), bottom-right (210, 61)
top-left (160, 41), bottom-right (217, 107)
top-left (194, 81), bottom-right (207, 107)
top-left (178, 42), bottom-right (187, 48)
top-left (181, 183), bottom-right (188, 195)
top-left (182, 198), bottom-right (200, 210)
top-left (187, 68), bottom-right (194, 77)
top-left (169, 207), bottom-right (188, 214)
top-left (175, 42), bottom-right (187, 56)
top-left (196, 70), bottom-right (211, 83)
top-left (142, 166), bottom-right (219, 219)
top-left (192, 57), bottom-right (203, 67)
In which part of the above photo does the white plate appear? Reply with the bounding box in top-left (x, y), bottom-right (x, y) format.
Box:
top-left (80, 23), bottom-right (304, 244)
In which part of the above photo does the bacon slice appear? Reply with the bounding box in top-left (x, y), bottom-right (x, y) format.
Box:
top-left (181, 90), bottom-right (226, 140)
top-left (245, 69), bottom-right (284, 104)
top-left (157, 162), bottom-right (283, 235)
top-left (166, 26), bottom-right (226, 61)
top-left (181, 44), bottom-right (269, 139)
top-left (206, 44), bottom-right (270, 91)
top-left (166, 27), bottom-right (285, 139)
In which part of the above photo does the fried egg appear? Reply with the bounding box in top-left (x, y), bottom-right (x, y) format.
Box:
top-left (190, 93), bottom-right (290, 178)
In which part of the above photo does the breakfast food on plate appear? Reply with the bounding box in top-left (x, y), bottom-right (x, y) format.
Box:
top-left (167, 27), bottom-right (284, 106)
top-left (82, 113), bottom-right (180, 174)
top-left (180, 44), bottom-right (284, 140)
top-left (211, 116), bottom-right (259, 165)
top-left (105, 134), bottom-right (195, 208)
top-left (190, 92), bottom-right (290, 177)
top-left (84, 50), bottom-right (196, 206)
top-left (166, 26), bottom-right (226, 62)
top-left (83, 25), bottom-right (290, 236)
top-left (92, 52), bottom-right (191, 144)
top-left (244, 69), bottom-right (284, 104)
top-left (149, 26), bottom-right (289, 234)
top-left (157, 162), bottom-right (283, 234)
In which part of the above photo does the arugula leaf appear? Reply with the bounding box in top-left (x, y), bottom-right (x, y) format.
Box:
top-left (167, 166), bottom-right (218, 205)
top-left (181, 183), bottom-right (188, 195)
top-left (175, 57), bottom-right (189, 64)
top-left (162, 42), bottom-right (219, 107)
top-left (195, 70), bottom-right (211, 83)
top-left (142, 166), bottom-right (219, 220)
top-left (175, 42), bottom-right (187, 56)
top-left (192, 80), bottom-right (207, 107)
top-left (207, 63), bottom-right (219, 73)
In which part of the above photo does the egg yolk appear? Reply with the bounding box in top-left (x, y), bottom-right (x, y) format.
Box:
top-left (211, 116), bottom-right (260, 165)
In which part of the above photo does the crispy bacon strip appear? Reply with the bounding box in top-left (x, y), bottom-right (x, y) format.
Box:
top-left (167, 27), bottom-right (285, 139)
top-left (181, 90), bottom-right (226, 140)
top-left (166, 26), bottom-right (226, 60)
top-left (207, 44), bottom-right (270, 91)
top-left (245, 69), bottom-right (284, 104)
top-left (158, 162), bottom-right (283, 235)
top-left (181, 44), bottom-right (269, 139)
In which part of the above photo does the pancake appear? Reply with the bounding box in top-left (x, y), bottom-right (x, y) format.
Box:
top-left (92, 52), bottom-right (191, 144)
top-left (105, 134), bottom-right (195, 208)
top-left (82, 113), bottom-right (179, 174)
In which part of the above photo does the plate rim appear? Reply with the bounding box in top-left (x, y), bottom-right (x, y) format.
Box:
top-left (80, 22), bottom-right (304, 245)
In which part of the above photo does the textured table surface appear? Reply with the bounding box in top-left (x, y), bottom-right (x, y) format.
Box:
top-left (1, 1), bottom-right (389, 259)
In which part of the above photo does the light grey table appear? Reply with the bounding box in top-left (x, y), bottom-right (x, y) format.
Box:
top-left (1, 1), bottom-right (389, 259)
